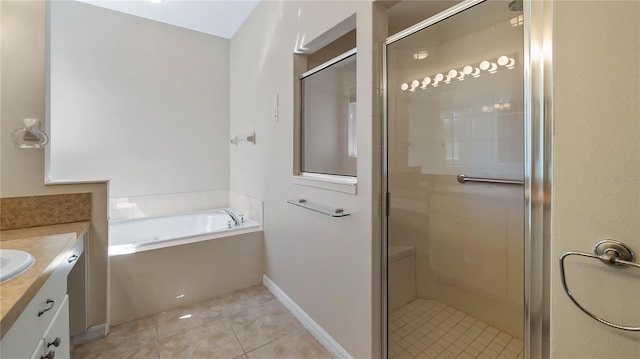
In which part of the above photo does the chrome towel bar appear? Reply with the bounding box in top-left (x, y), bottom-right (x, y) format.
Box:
top-left (559, 239), bottom-right (640, 331)
top-left (457, 173), bottom-right (524, 185)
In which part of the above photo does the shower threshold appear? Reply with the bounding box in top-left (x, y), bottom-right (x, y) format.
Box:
top-left (389, 299), bottom-right (523, 359)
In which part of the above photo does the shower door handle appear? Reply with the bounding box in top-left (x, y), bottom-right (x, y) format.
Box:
top-left (457, 173), bottom-right (523, 185)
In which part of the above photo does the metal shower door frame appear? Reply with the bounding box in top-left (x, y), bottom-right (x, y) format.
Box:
top-left (380, 1), bottom-right (554, 358)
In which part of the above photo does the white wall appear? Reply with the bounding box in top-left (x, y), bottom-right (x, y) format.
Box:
top-left (47, 1), bottom-right (230, 198)
top-left (551, 1), bottom-right (640, 357)
top-left (230, 1), bottom-right (384, 357)
top-left (0, 0), bottom-right (109, 326)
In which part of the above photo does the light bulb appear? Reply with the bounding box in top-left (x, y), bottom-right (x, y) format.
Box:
top-left (434, 73), bottom-right (444, 82)
top-left (448, 70), bottom-right (458, 78)
top-left (410, 80), bottom-right (419, 92)
top-left (401, 83), bottom-right (409, 91)
top-left (479, 61), bottom-right (490, 71)
top-left (444, 75), bottom-right (451, 84)
top-left (498, 56), bottom-right (509, 66)
top-left (472, 68), bottom-right (481, 77)
top-left (413, 50), bottom-right (429, 60)
top-left (506, 58), bottom-right (516, 69)
top-left (421, 77), bottom-right (432, 88)
top-left (489, 63), bottom-right (498, 73)
top-left (457, 72), bottom-right (465, 81)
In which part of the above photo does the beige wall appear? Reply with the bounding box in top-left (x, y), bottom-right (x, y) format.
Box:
top-left (230, 1), bottom-right (384, 357)
top-left (552, 1), bottom-right (640, 357)
top-left (0, 0), bottom-right (109, 326)
top-left (47, 1), bottom-right (230, 198)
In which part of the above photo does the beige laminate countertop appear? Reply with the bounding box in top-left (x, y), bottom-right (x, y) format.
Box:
top-left (0, 221), bottom-right (89, 339)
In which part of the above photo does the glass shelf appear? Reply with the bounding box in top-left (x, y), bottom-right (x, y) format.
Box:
top-left (286, 199), bottom-right (350, 217)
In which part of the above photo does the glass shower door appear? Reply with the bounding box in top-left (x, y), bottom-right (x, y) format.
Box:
top-left (386, 1), bottom-right (524, 358)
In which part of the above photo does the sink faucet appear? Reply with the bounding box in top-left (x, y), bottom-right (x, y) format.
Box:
top-left (217, 209), bottom-right (240, 227)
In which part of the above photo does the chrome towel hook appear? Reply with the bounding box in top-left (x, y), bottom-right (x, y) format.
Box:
top-left (559, 239), bottom-right (640, 331)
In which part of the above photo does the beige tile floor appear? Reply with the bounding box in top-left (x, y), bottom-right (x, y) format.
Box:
top-left (72, 285), bottom-right (333, 359)
top-left (389, 299), bottom-right (524, 359)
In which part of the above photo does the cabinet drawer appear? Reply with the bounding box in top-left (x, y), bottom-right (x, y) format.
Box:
top-left (43, 295), bottom-right (70, 359)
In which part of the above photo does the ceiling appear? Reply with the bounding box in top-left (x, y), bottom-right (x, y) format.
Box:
top-left (76, 0), bottom-right (260, 39)
top-left (77, 0), bottom-right (467, 42)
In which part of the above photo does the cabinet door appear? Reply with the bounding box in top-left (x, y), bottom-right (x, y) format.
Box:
top-left (42, 295), bottom-right (70, 359)
top-left (29, 338), bottom-right (45, 359)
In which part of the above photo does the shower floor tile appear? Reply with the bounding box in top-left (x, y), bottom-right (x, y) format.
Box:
top-left (71, 285), bottom-right (331, 359)
top-left (389, 299), bottom-right (523, 359)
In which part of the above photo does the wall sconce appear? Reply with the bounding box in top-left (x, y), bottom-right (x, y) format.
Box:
top-left (11, 118), bottom-right (49, 149)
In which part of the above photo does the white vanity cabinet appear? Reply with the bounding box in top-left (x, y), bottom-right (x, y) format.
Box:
top-left (1, 235), bottom-right (84, 359)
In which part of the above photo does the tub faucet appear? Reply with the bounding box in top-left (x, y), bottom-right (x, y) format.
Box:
top-left (218, 209), bottom-right (240, 227)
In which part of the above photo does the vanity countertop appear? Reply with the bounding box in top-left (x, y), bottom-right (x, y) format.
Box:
top-left (0, 221), bottom-right (89, 339)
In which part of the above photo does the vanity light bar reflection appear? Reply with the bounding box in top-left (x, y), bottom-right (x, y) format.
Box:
top-left (400, 55), bottom-right (516, 92)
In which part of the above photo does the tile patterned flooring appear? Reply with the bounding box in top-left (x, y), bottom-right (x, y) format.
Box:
top-left (72, 285), bottom-right (333, 359)
top-left (389, 299), bottom-right (524, 359)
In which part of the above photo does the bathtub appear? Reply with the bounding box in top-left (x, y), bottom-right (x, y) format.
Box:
top-left (108, 208), bottom-right (264, 325)
top-left (109, 208), bottom-right (260, 256)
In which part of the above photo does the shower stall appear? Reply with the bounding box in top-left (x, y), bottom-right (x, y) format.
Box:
top-left (385, 1), bottom-right (528, 358)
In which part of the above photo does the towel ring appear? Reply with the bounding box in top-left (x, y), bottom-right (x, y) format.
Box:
top-left (559, 239), bottom-right (640, 331)
top-left (10, 128), bottom-right (49, 148)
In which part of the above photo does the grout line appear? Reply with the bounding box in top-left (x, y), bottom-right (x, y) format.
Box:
top-left (244, 335), bottom-right (285, 357)
top-left (229, 318), bottom-right (248, 355)
top-left (154, 314), bottom-right (160, 359)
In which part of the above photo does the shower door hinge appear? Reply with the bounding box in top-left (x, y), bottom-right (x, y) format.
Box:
top-left (385, 192), bottom-right (390, 217)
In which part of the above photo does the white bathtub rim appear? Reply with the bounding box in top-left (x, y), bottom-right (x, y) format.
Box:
top-left (108, 208), bottom-right (261, 257)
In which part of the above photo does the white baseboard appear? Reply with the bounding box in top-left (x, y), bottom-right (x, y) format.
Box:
top-left (72, 323), bottom-right (107, 346)
top-left (262, 275), bottom-right (352, 359)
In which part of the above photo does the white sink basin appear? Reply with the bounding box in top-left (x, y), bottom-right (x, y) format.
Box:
top-left (0, 249), bottom-right (35, 283)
